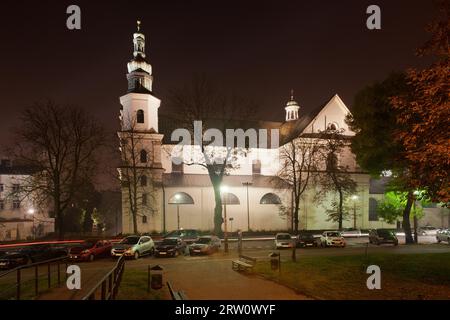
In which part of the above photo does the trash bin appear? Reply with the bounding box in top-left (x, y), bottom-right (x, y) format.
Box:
top-left (149, 265), bottom-right (164, 290)
top-left (269, 252), bottom-right (280, 271)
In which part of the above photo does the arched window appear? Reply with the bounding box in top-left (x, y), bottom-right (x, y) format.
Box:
top-left (221, 192), bottom-right (240, 205)
top-left (260, 193), bottom-right (282, 205)
top-left (327, 123), bottom-right (338, 131)
top-left (137, 109), bottom-right (144, 123)
top-left (140, 175), bottom-right (147, 187)
top-left (168, 192), bottom-right (195, 205)
top-left (140, 150), bottom-right (148, 163)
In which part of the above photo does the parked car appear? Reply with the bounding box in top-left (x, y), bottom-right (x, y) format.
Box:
top-left (0, 251), bottom-right (31, 269)
top-left (69, 239), bottom-right (112, 262)
top-left (418, 226), bottom-right (438, 236)
top-left (296, 233), bottom-right (318, 248)
top-left (320, 231), bottom-right (346, 247)
top-left (436, 229), bottom-right (450, 243)
top-left (111, 235), bottom-right (154, 259)
top-left (0, 243), bottom-right (67, 269)
top-left (155, 237), bottom-right (186, 257)
top-left (369, 229), bottom-right (399, 246)
top-left (340, 228), bottom-right (362, 237)
top-left (275, 233), bottom-right (294, 249)
top-left (189, 236), bottom-right (221, 255)
top-left (163, 229), bottom-right (199, 244)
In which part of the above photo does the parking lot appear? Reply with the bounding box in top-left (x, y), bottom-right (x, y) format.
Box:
top-left (1, 234), bottom-right (449, 300)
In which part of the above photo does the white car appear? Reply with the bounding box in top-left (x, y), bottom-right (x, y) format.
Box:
top-left (111, 235), bottom-right (155, 259)
top-left (274, 233), bottom-right (294, 249)
top-left (418, 226), bottom-right (438, 236)
top-left (320, 231), bottom-right (346, 247)
top-left (436, 229), bottom-right (450, 243)
top-left (340, 228), bottom-right (362, 237)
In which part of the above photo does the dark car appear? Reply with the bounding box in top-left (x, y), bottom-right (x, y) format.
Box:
top-left (0, 243), bottom-right (67, 269)
top-left (163, 229), bottom-right (199, 244)
top-left (0, 251), bottom-right (31, 269)
top-left (369, 229), bottom-right (399, 246)
top-left (296, 233), bottom-right (318, 248)
top-left (69, 239), bottom-right (112, 262)
top-left (189, 236), bottom-right (221, 255)
top-left (155, 237), bottom-right (186, 257)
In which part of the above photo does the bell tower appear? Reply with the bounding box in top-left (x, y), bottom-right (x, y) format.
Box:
top-left (120, 20), bottom-right (160, 133)
top-left (285, 89), bottom-right (300, 122)
top-left (118, 21), bottom-right (164, 234)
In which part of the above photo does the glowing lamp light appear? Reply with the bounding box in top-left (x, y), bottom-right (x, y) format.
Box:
top-left (220, 185), bottom-right (229, 193)
top-left (351, 195), bottom-right (359, 201)
top-left (27, 208), bottom-right (35, 215)
top-left (175, 194), bottom-right (181, 200)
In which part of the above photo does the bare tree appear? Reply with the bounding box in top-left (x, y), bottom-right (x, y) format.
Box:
top-left (12, 101), bottom-right (104, 239)
top-left (316, 129), bottom-right (357, 229)
top-left (167, 75), bottom-right (255, 235)
top-left (118, 113), bottom-right (159, 234)
top-left (276, 136), bottom-right (320, 235)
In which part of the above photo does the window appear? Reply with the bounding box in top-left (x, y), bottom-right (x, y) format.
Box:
top-left (369, 198), bottom-right (378, 221)
top-left (136, 109), bottom-right (144, 123)
top-left (140, 175), bottom-right (147, 187)
top-left (142, 193), bottom-right (148, 206)
top-left (327, 123), bottom-right (338, 131)
top-left (0, 184), bottom-right (4, 192)
top-left (260, 193), bottom-right (282, 205)
top-left (0, 200), bottom-right (4, 210)
top-left (172, 159), bottom-right (183, 173)
top-left (142, 216), bottom-right (148, 224)
top-left (252, 160), bottom-right (261, 175)
top-left (12, 200), bottom-right (20, 210)
top-left (140, 150), bottom-right (148, 163)
top-left (12, 184), bottom-right (20, 193)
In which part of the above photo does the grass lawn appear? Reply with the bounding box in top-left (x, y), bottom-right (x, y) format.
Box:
top-left (253, 252), bottom-right (450, 300)
top-left (116, 268), bottom-right (170, 300)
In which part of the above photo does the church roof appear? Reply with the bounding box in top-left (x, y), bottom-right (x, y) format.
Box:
top-left (279, 94), bottom-right (336, 144)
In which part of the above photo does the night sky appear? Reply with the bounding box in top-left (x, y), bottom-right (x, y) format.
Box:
top-left (0, 0), bottom-right (437, 148)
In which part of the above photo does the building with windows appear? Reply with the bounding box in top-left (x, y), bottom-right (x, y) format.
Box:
top-left (0, 159), bottom-right (54, 241)
top-left (118, 22), bottom-right (419, 234)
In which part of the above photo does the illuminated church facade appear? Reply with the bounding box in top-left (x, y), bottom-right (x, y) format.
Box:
top-left (118, 22), bottom-right (396, 234)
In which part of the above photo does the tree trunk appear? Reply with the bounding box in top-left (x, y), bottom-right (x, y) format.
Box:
top-left (338, 189), bottom-right (344, 230)
top-left (293, 196), bottom-right (300, 235)
top-left (402, 192), bottom-right (414, 244)
top-left (213, 185), bottom-right (223, 236)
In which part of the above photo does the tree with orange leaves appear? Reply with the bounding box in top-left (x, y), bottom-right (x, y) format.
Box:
top-left (391, 1), bottom-right (450, 207)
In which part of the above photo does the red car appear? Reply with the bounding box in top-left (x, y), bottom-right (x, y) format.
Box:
top-left (69, 239), bottom-right (112, 262)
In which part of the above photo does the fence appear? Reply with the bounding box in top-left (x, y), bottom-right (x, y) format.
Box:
top-left (0, 256), bottom-right (68, 300)
top-left (82, 255), bottom-right (125, 300)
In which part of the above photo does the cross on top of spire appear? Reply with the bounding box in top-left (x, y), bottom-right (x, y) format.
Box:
top-left (137, 20), bottom-right (141, 32)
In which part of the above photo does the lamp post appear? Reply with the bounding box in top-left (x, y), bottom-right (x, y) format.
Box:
top-left (221, 185), bottom-right (229, 253)
top-left (27, 208), bottom-right (35, 240)
top-left (175, 194), bottom-right (181, 230)
top-left (351, 195), bottom-right (359, 229)
top-left (229, 217), bottom-right (234, 233)
top-left (242, 182), bottom-right (252, 231)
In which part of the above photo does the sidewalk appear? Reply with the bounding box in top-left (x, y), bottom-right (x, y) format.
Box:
top-left (158, 256), bottom-right (309, 300)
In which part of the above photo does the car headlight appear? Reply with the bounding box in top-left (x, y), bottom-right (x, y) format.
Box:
top-left (125, 248), bottom-right (133, 254)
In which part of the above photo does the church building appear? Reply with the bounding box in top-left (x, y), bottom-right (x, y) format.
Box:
top-left (118, 22), bottom-right (396, 234)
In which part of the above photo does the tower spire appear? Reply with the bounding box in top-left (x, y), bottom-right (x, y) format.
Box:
top-left (137, 20), bottom-right (141, 32)
top-left (285, 89), bottom-right (300, 122)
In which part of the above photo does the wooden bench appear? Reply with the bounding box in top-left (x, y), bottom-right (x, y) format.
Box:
top-left (167, 281), bottom-right (188, 300)
top-left (232, 255), bottom-right (256, 272)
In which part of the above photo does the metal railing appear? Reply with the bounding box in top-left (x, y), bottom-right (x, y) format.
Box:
top-left (0, 256), bottom-right (68, 300)
top-left (82, 255), bottom-right (125, 300)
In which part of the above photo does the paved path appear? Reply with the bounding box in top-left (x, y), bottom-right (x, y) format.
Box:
top-left (127, 257), bottom-right (308, 300)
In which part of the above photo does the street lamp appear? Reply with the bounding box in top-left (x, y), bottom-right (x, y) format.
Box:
top-left (242, 182), bottom-right (253, 231)
top-left (27, 208), bottom-right (36, 240)
top-left (220, 185), bottom-right (229, 253)
top-left (350, 195), bottom-right (359, 229)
